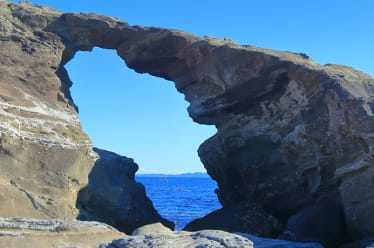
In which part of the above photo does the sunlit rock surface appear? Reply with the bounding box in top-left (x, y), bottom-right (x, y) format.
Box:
top-left (0, 0), bottom-right (171, 232)
top-left (104, 229), bottom-right (323, 248)
top-left (1, 0), bottom-right (374, 242)
top-left (0, 218), bottom-right (323, 248)
top-left (0, 1), bottom-right (94, 219)
top-left (0, 217), bottom-right (124, 247)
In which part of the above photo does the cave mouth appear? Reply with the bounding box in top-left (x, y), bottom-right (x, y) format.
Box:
top-left (66, 47), bottom-right (220, 231)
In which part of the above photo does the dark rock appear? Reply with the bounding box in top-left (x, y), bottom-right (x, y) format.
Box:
top-left (279, 202), bottom-right (346, 247)
top-left (183, 203), bottom-right (282, 237)
top-left (340, 237), bottom-right (374, 248)
top-left (76, 148), bottom-right (174, 234)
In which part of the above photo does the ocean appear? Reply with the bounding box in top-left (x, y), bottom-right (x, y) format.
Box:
top-left (136, 176), bottom-right (221, 230)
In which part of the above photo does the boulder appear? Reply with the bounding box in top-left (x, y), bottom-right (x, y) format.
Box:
top-left (131, 222), bottom-right (173, 235)
top-left (77, 148), bottom-right (175, 234)
top-left (183, 203), bottom-right (282, 237)
top-left (0, 217), bottom-right (322, 248)
top-left (105, 229), bottom-right (323, 248)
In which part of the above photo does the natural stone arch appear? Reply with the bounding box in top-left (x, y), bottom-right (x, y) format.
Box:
top-left (65, 47), bottom-right (217, 233)
top-left (66, 47), bottom-right (214, 175)
top-left (48, 13), bottom-right (374, 239)
top-left (3, 1), bottom-right (374, 241)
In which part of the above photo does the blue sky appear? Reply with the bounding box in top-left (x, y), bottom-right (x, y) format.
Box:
top-left (12, 0), bottom-right (374, 173)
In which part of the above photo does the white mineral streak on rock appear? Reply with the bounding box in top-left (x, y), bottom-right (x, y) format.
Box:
top-left (0, 98), bottom-right (91, 148)
top-left (0, 217), bottom-right (119, 232)
top-left (0, 217), bottom-right (124, 247)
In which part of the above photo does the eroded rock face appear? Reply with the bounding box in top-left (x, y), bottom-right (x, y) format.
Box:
top-left (1, 0), bottom-right (374, 241)
top-left (0, 0), bottom-right (170, 232)
top-left (0, 1), bottom-right (95, 219)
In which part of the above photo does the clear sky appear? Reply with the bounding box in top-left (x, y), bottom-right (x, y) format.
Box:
top-left (11, 0), bottom-right (374, 174)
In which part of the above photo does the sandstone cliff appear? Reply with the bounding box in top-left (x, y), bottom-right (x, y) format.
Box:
top-left (0, 0), bottom-right (94, 219)
top-left (1, 0), bottom-right (374, 244)
top-left (0, 0), bottom-right (171, 233)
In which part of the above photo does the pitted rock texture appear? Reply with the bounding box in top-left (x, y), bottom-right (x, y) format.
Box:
top-left (1, 0), bottom-right (374, 241)
top-left (105, 230), bottom-right (323, 248)
top-left (0, 217), bottom-right (124, 247)
top-left (76, 148), bottom-right (175, 234)
top-left (0, 1), bottom-right (95, 219)
top-left (0, 218), bottom-right (323, 248)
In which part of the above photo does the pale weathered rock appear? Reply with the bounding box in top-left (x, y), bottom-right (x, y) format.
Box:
top-left (77, 148), bottom-right (174, 234)
top-left (1, 0), bottom-right (374, 241)
top-left (104, 230), bottom-right (323, 248)
top-left (0, 217), bottom-right (125, 248)
top-left (0, 0), bottom-right (95, 219)
top-left (131, 222), bottom-right (173, 235)
top-left (0, 218), bottom-right (322, 248)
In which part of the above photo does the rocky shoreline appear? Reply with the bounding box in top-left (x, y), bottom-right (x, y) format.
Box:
top-left (0, 218), bottom-right (323, 248)
top-left (1, 0), bottom-right (374, 247)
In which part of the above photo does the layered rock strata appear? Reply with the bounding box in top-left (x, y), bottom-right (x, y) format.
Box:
top-left (0, 1), bottom-right (94, 219)
top-left (1, 0), bottom-right (374, 242)
top-left (0, 218), bottom-right (323, 248)
top-left (0, 0), bottom-right (171, 232)
top-left (0, 217), bottom-right (124, 247)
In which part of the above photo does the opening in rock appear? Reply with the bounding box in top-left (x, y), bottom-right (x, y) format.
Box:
top-left (66, 48), bottom-right (220, 230)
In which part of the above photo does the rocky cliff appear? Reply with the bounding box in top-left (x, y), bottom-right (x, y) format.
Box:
top-left (1, 0), bottom-right (374, 244)
top-left (0, 0), bottom-right (94, 219)
top-left (0, 0), bottom-right (170, 233)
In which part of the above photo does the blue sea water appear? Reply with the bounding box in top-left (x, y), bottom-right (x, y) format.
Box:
top-left (136, 176), bottom-right (221, 230)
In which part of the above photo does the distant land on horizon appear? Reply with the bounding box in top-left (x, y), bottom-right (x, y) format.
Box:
top-left (136, 172), bottom-right (209, 178)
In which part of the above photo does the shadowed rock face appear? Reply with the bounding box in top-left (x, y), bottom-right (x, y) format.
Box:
top-left (76, 148), bottom-right (175, 234)
top-left (2, 0), bottom-right (374, 240)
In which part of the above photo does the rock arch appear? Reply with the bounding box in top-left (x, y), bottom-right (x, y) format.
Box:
top-left (2, 0), bottom-right (374, 240)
